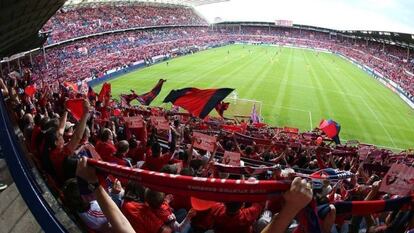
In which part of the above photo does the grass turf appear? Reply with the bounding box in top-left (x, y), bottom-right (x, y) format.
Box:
top-left (95, 44), bottom-right (414, 150)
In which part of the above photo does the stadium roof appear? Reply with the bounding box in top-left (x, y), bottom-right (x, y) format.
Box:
top-left (64, 0), bottom-right (229, 7)
top-left (0, 0), bottom-right (65, 59)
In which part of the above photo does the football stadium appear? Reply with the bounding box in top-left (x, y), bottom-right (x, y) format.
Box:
top-left (0, 0), bottom-right (413, 233)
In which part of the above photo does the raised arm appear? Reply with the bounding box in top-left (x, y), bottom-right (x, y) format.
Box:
top-left (186, 139), bottom-right (195, 167)
top-left (207, 140), bottom-right (218, 163)
top-left (76, 157), bottom-right (135, 233)
top-left (261, 177), bottom-right (313, 233)
top-left (66, 99), bottom-right (91, 154)
top-left (0, 78), bottom-right (9, 97)
top-left (232, 133), bottom-right (245, 156)
top-left (57, 111), bottom-right (68, 136)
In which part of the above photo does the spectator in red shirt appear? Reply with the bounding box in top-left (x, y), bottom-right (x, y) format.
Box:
top-left (209, 201), bottom-right (263, 233)
top-left (143, 142), bottom-right (172, 171)
top-left (115, 140), bottom-right (129, 159)
top-left (43, 100), bottom-right (90, 183)
top-left (21, 113), bottom-right (34, 142)
top-left (95, 128), bottom-right (117, 162)
top-left (111, 140), bottom-right (129, 166)
top-left (122, 188), bottom-right (173, 233)
top-left (122, 188), bottom-right (195, 233)
top-left (31, 115), bottom-right (49, 157)
top-left (126, 137), bottom-right (145, 163)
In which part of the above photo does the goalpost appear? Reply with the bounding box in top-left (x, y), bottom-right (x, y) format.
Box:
top-left (222, 91), bottom-right (264, 122)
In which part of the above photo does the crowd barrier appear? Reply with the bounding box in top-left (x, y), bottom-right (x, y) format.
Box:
top-left (86, 61), bottom-right (147, 87)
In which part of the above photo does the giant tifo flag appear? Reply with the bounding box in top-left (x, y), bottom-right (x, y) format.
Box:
top-left (163, 87), bottom-right (234, 119)
top-left (136, 79), bottom-right (166, 105)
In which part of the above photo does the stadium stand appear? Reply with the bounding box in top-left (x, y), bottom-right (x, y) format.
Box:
top-left (42, 3), bottom-right (208, 44)
top-left (32, 27), bottom-right (221, 82)
top-left (1, 1), bottom-right (414, 233)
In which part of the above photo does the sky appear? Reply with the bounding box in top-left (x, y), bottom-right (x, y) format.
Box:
top-left (195, 0), bottom-right (414, 34)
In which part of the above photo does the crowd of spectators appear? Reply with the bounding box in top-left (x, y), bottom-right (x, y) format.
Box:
top-left (1, 64), bottom-right (414, 233)
top-left (42, 3), bottom-right (207, 44)
top-left (30, 25), bottom-right (414, 100)
top-left (32, 27), bottom-right (221, 82)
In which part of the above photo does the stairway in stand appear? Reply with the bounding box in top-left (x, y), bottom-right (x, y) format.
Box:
top-left (0, 183), bottom-right (43, 233)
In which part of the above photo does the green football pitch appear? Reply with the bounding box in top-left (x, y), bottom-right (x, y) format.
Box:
top-left (95, 44), bottom-right (414, 150)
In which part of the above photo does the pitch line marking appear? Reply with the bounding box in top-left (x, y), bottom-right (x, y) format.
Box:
top-left (286, 83), bottom-right (362, 99)
top-left (261, 103), bottom-right (309, 113)
top-left (308, 111), bottom-right (313, 130)
top-left (356, 95), bottom-right (397, 148)
top-left (341, 138), bottom-right (403, 151)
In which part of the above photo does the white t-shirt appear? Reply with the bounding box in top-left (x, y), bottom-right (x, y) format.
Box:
top-left (79, 200), bottom-right (111, 232)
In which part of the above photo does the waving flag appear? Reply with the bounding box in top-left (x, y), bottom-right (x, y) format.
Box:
top-left (24, 85), bottom-right (37, 97)
top-left (120, 90), bottom-right (138, 107)
top-left (87, 85), bottom-right (97, 101)
top-left (136, 79), bottom-right (166, 105)
top-left (163, 87), bottom-right (234, 119)
top-left (319, 119), bottom-right (341, 144)
top-left (222, 124), bottom-right (245, 133)
top-left (119, 95), bottom-right (128, 108)
top-left (98, 82), bottom-right (111, 103)
top-left (319, 119), bottom-right (339, 138)
top-left (66, 99), bottom-right (84, 121)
